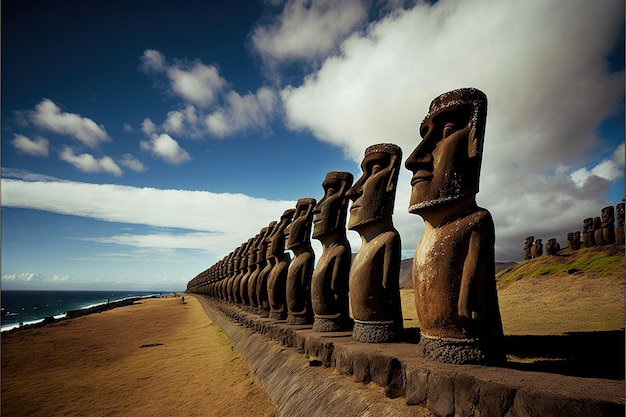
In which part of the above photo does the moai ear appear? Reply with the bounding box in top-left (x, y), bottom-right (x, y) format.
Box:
top-left (386, 155), bottom-right (398, 193)
top-left (468, 121), bottom-right (482, 159)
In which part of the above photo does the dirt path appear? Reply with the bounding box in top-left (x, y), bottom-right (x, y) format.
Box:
top-left (1, 296), bottom-right (276, 417)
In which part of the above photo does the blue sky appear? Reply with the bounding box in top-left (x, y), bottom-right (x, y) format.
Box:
top-left (2, 0), bottom-right (624, 291)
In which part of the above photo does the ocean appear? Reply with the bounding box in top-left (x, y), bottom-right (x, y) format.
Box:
top-left (1, 290), bottom-right (170, 331)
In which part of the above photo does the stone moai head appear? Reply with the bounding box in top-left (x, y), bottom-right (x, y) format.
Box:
top-left (617, 201), bottom-right (625, 226)
top-left (601, 206), bottom-right (615, 227)
top-left (285, 198), bottom-right (316, 250)
top-left (593, 217), bottom-right (602, 229)
top-left (313, 171), bottom-right (354, 239)
top-left (269, 208), bottom-right (295, 258)
top-left (406, 88), bottom-right (487, 213)
top-left (583, 218), bottom-right (594, 232)
top-left (346, 143), bottom-right (402, 231)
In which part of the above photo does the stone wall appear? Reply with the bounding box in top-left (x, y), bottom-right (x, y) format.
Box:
top-left (193, 294), bottom-right (624, 417)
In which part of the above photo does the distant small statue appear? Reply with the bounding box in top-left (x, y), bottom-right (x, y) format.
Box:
top-left (531, 239), bottom-right (543, 258)
top-left (348, 143), bottom-right (403, 343)
top-left (616, 200), bottom-right (625, 245)
top-left (268, 209), bottom-right (295, 320)
top-left (255, 221), bottom-right (277, 316)
top-left (406, 88), bottom-right (504, 365)
top-left (286, 198), bottom-right (316, 325)
top-left (593, 217), bottom-right (604, 246)
top-left (545, 238), bottom-right (560, 255)
top-left (311, 171), bottom-right (354, 332)
top-left (523, 236), bottom-right (534, 260)
top-left (582, 218), bottom-right (595, 247)
top-left (573, 231), bottom-right (582, 249)
top-left (601, 206), bottom-right (616, 245)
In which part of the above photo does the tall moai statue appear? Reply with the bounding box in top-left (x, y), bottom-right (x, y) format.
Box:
top-left (616, 200), bottom-right (625, 245)
top-left (593, 216), bottom-right (604, 246)
top-left (232, 239), bottom-right (253, 304)
top-left (573, 231), bottom-right (582, 249)
top-left (601, 205), bottom-right (616, 244)
top-left (240, 233), bottom-right (263, 306)
top-left (348, 143), bottom-right (403, 343)
top-left (531, 238), bottom-right (543, 258)
top-left (248, 227), bottom-right (270, 310)
top-left (285, 198), bottom-right (316, 325)
top-left (311, 171), bottom-right (354, 332)
top-left (582, 217), bottom-right (595, 247)
top-left (268, 208), bottom-right (296, 320)
top-left (523, 236), bottom-right (534, 260)
top-left (405, 88), bottom-right (504, 365)
top-left (256, 221), bottom-right (278, 316)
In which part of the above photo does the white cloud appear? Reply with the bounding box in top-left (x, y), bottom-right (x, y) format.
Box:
top-left (141, 117), bottom-right (157, 136)
top-left (1, 177), bottom-right (296, 258)
top-left (118, 154), bottom-right (146, 172)
top-left (205, 87), bottom-right (279, 137)
top-left (30, 99), bottom-right (111, 148)
top-left (140, 49), bottom-right (227, 108)
top-left (280, 0), bottom-right (624, 260)
top-left (59, 147), bottom-right (123, 176)
top-left (570, 143), bottom-right (624, 187)
top-left (11, 134), bottom-right (49, 157)
top-left (251, 0), bottom-right (367, 63)
top-left (140, 133), bottom-right (191, 165)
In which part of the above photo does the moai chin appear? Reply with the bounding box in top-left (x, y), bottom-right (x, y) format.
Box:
top-left (616, 200), bottom-right (625, 245)
top-left (601, 206), bottom-right (616, 245)
top-left (268, 208), bottom-right (296, 320)
top-left (405, 88), bottom-right (504, 365)
top-left (311, 171), bottom-right (354, 332)
top-left (285, 198), bottom-right (316, 325)
top-left (348, 143), bottom-right (404, 343)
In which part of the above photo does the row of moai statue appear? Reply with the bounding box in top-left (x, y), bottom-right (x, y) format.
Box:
top-left (523, 200), bottom-right (625, 260)
top-left (188, 88), bottom-right (505, 365)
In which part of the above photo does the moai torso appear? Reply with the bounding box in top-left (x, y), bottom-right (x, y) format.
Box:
top-left (616, 201), bottom-right (625, 245)
top-left (593, 217), bottom-right (604, 245)
top-left (582, 218), bottom-right (595, 247)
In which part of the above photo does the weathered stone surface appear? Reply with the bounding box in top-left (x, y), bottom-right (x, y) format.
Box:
top-left (523, 236), bottom-right (534, 260)
top-left (347, 143), bottom-right (404, 343)
top-left (268, 208), bottom-right (295, 320)
top-left (311, 171), bottom-right (353, 332)
top-left (406, 88), bottom-right (504, 365)
top-left (285, 198), bottom-right (316, 325)
top-left (616, 200), bottom-right (625, 245)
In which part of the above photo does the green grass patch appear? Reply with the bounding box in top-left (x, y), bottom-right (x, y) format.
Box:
top-left (535, 265), bottom-right (564, 275)
top-left (569, 254), bottom-right (624, 274)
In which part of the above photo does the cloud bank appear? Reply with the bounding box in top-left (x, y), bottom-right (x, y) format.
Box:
top-left (278, 0), bottom-right (625, 260)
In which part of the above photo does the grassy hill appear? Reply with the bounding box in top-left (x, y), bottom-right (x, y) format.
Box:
top-left (400, 245), bottom-right (624, 336)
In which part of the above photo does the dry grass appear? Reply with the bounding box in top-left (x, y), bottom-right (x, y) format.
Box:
top-left (400, 245), bottom-right (625, 336)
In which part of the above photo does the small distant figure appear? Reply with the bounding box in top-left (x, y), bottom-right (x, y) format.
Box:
top-left (182, 296), bottom-right (185, 304)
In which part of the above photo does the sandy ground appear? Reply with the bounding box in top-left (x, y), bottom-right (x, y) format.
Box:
top-left (1, 296), bottom-right (276, 417)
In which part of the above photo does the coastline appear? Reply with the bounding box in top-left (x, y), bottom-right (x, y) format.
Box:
top-left (1, 296), bottom-right (276, 417)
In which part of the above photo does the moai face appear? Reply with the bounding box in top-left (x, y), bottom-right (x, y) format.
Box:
top-left (346, 143), bottom-right (402, 231)
top-left (601, 206), bottom-right (615, 227)
top-left (285, 198), bottom-right (316, 250)
top-left (524, 236), bottom-right (534, 247)
top-left (593, 217), bottom-right (602, 229)
top-left (269, 208), bottom-right (295, 257)
top-left (617, 202), bottom-right (625, 226)
top-left (313, 171), bottom-right (353, 239)
top-left (406, 88), bottom-right (487, 213)
top-left (583, 217), bottom-right (593, 232)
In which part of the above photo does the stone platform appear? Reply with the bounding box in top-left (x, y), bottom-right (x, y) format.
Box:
top-left (193, 295), bottom-right (624, 417)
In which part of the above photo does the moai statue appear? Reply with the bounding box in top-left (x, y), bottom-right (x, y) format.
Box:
top-left (593, 217), bottom-right (604, 246)
top-left (232, 239), bottom-right (253, 304)
top-left (406, 88), bottom-right (504, 365)
top-left (566, 232), bottom-right (575, 249)
top-left (523, 236), bottom-right (534, 260)
top-left (248, 227), bottom-right (270, 310)
top-left (311, 171), bottom-right (354, 332)
top-left (573, 231), bottom-right (582, 249)
top-left (256, 221), bottom-right (278, 316)
top-left (616, 200), bottom-right (625, 245)
top-left (545, 238), bottom-right (560, 255)
top-left (285, 198), bottom-right (316, 325)
top-left (531, 239), bottom-right (543, 258)
top-left (268, 208), bottom-right (296, 320)
top-left (582, 218), bottom-right (595, 247)
top-left (601, 206), bottom-right (616, 245)
top-left (240, 233), bottom-right (264, 306)
top-left (348, 143), bottom-right (403, 343)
